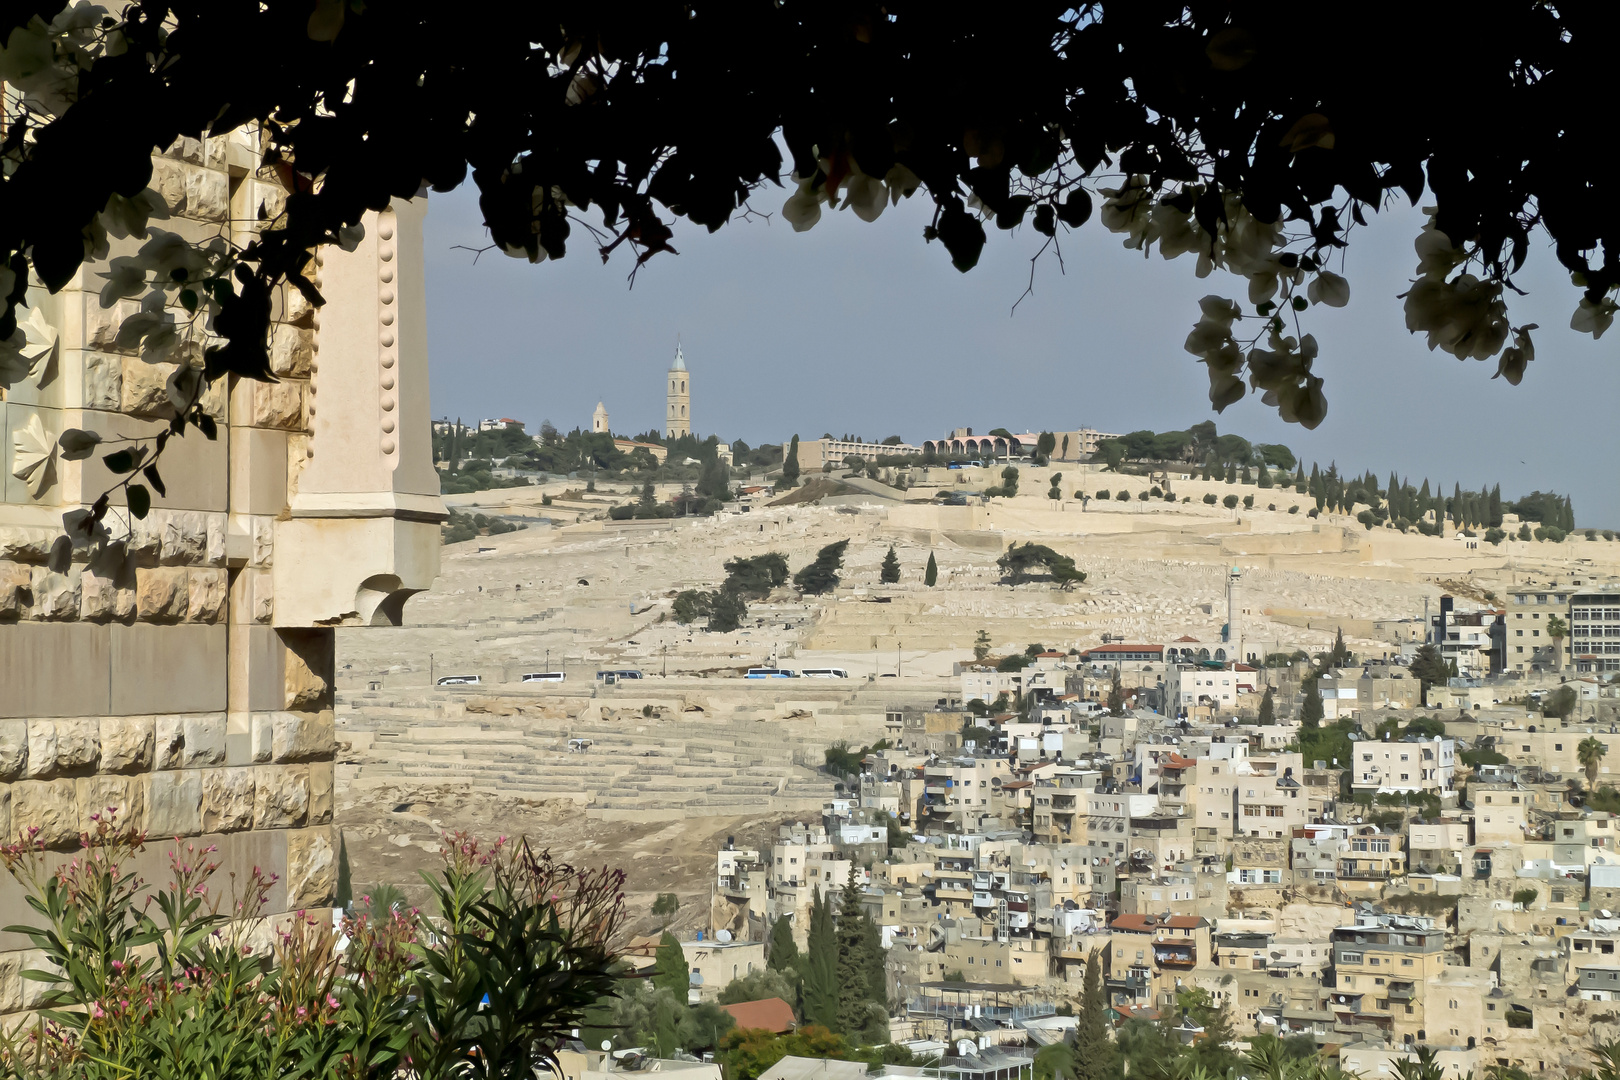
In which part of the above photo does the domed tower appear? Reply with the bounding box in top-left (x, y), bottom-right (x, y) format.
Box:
top-left (666, 344), bottom-right (691, 438)
top-left (592, 400), bottom-right (609, 434)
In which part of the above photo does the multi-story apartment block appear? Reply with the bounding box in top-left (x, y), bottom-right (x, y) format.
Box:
top-left (1571, 586), bottom-right (1620, 673)
top-left (1329, 912), bottom-right (1446, 1042)
top-left (1507, 586), bottom-right (1573, 671)
top-left (1408, 821), bottom-right (1471, 875)
top-left (1336, 827), bottom-right (1407, 895)
top-left (1349, 736), bottom-right (1455, 795)
top-left (1107, 912), bottom-right (1210, 1011)
top-left (921, 756), bottom-right (1016, 831)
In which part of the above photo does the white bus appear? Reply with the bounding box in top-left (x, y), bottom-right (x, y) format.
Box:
top-left (521, 672), bottom-right (566, 683)
top-left (745, 668), bottom-right (799, 679)
top-left (595, 669), bottom-right (644, 682)
top-left (800, 667), bottom-right (850, 679)
top-left (436, 675), bottom-right (481, 686)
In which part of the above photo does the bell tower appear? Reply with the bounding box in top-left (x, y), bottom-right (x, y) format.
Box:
top-left (666, 344), bottom-right (690, 438)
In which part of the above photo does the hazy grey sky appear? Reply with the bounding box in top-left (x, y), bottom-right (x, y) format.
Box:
top-left (423, 183), bottom-right (1617, 525)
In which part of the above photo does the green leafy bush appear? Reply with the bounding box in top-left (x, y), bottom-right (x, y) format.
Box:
top-left (0, 819), bottom-right (625, 1080)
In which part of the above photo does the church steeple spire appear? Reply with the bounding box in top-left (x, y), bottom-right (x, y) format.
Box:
top-left (666, 341), bottom-right (690, 438)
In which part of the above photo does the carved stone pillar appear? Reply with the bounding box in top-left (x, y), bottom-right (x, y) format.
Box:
top-left (272, 196), bottom-right (444, 627)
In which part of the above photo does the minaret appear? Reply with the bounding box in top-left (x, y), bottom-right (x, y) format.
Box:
top-left (666, 343), bottom-right (690, 438)
top-left (592, 400), bottom-right (610, 434)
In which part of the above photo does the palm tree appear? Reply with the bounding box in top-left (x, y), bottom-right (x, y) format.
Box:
top-left (1579, 736), bottom-right (1609, 787)
top-left (1548, 614), bottom-right (1568, 669)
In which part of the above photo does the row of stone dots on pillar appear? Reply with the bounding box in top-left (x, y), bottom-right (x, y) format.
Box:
top-left (378, 215), bottom-right (398, 456)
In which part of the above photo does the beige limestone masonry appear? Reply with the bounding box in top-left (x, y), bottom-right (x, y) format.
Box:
top-left (1, 125), bottom-right (443, 1013)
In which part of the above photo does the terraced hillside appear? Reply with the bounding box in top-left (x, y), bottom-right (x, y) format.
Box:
top-left (337, 682), bottom-right (913, 821)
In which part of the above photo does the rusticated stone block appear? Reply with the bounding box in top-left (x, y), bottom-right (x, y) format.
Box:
top-left (86, 299), bottom-right (138, 352)
top-left (24, 718), bottom-right (99, 779)
top-left (253, 764), bottom-right (309, 829)
top-left (252, 380), bottom-right (304, 430)
top-left (308, 761), bottom-right (333, 826)
top-left (0, 783), bottom-right (10, 842)
top-left (121, 356), bottom-right (178, 418)
top-left (286, 826), bottom-right (336, 908)
top-left (0, 527), bottom-right (56, 563)
top-left (83, 352), bottom-right (123, 409)
top-left (201, 767), bottom-right (255, 833)
top-left (148, 156), bottom-right (228, 221)
top-left (0, 560), bottom-right (30, 618)
top-left (282, 629), bottom-right (333, 711)
top-left (187, 568), bottom-right (227, 622)
top-left (80, 543), bottom-right (136, 622)
top-left (80, 571), bottom-right (135, 621)
top-left (29, 567), bottom-right (81, 620)
top-left (99, 716), bottom-right (155, 773)
top-left (153, 714), bottom-right (226, 769)
top-left (135, 566), bottom-right (188, 622)
top-left (271, 711), bottom-right (334, 764)
top-left (270, 326), bottom-right (314, 378)
top-left (144, 770), bottom-right (202, 837)
top-left (0, 720), bottom-right (28, 779)
top-left (75, 774), bottom-right (144, 833)
top-left (11, 779), bottom-right (80, 847)
top-left (160, 511), bottom-right (211, 566)
top-left (205, 514), bottom-right (227, 567)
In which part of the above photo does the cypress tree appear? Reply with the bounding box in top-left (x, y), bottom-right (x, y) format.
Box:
top-left (781, 435), bottom-right (801, 488)
top-left (1451, 482), bottom-right (1462, 522)
top-left (1257, 463), bottom-right (1273, 488)
top-left (1418, 478), bottom-right (1431, 519)
top-left (1257, 687), bottom-right (1275, 725)
top-left (1300, 680), bottom-right (1324, 727)
top-left (802, 889), bottom-right (838, 1029)
top-left (1310, 463), bottom-right (1323, 508)
top-left (1074, 949), bottom-right (1112, 1080)
top-left (860, 913), bottom-right (887, 1009)
top-left (653, 932), bottom-right (690, 999)
top-left (1239, 464), bottom-right (1251, 485)
top-left (1294, 463), bottom-right (1305, 486)
top-left (880, 545), bottom-right (901, 584)
top-left (925, 551), bottom-right (938, 587)
top-left (768, 915), bottom-right (801, 974)
top-left (1225, 462), bottom-right (1237, 484)
top-left (835, 869), bottom-right (873, 1036)
top-left (1489, 485), bottom-right (1503, 528)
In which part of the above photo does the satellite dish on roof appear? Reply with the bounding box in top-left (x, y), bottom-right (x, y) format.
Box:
top-left (602, 1041), bottom-right (613, 1052)
top-left (716, 929), bottom-right (733, 942)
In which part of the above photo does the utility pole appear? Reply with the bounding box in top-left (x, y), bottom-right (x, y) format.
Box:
top-left (429, 652), bottom-right (434, 686)
top-left (897, 642), bottom-right (903, 678)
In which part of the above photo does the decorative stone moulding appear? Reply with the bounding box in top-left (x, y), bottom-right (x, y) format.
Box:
top-left (272, 196), bottom-right (444, 628)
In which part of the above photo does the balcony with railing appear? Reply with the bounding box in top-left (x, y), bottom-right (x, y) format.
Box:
top-left (1388, 981), bottom-right (1417, 1002)
top-left (1337, 861), bottom-right (1398, 881)
top-left (1154, 947), bottom-right (1196, 969)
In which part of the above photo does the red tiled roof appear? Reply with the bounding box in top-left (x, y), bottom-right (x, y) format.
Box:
top-left (1161, 753), bottom-right (1199, 769)
top-left (720, 997), bottom-right (796, 1033)
top-left (1174, 635), bottom-right (1201, 642)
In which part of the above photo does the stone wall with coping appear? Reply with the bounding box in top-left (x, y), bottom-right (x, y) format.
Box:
top-left (0, 125), bottom-right (442, 1013)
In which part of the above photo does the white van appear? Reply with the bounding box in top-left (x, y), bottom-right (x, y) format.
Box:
top-left (800, 668), bottom-right (850, 679)
top-left (521, 672), bottom-right (566, 683)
